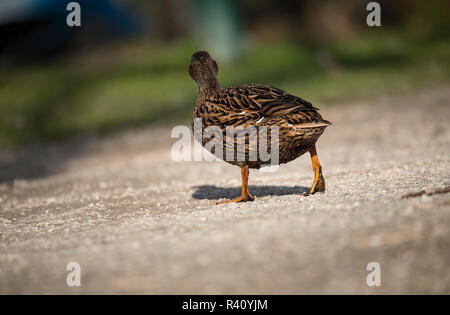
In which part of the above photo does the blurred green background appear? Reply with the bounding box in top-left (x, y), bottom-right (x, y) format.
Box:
top-left (0, 0), bottom-right (449, 147)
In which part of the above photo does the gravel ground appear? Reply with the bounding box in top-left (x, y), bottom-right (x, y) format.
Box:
top-left (0, 86), bottom-right (449, 294)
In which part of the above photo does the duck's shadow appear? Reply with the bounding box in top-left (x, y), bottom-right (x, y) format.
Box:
top-left (192, 185), bottom-right (309, 200)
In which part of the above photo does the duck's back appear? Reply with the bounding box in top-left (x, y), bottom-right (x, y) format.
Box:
top-left (192, 84), bottom-right (330, 168)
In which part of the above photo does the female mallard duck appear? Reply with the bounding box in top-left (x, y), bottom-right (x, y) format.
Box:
top-left (189, 51), bottom-right (331, 204)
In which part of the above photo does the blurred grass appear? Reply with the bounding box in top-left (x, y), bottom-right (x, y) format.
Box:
top-left (0, 31), bottom-right (449, 147)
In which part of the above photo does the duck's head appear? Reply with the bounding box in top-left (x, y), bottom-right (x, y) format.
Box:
top-left (189, 51), bottom-right (220, 92)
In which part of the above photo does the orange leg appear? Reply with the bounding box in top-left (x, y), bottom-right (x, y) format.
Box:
top-left (302, 145), bottom-right (326, 196)
top-left (218, 166), bottom-right (255, 204)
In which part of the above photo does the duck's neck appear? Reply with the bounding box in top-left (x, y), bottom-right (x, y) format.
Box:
top-left (198, 77), bottom-right (222, 98)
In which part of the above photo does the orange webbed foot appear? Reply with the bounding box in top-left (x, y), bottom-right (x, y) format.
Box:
top-left (217, 193), bottom-right (254, 204)
top-left (302, 146), bottom-right (326, 197)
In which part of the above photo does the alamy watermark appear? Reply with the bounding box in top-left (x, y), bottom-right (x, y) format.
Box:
top-left (171, 119), bottom-right (280, 171)
top-left (366, 262), bottom-right (381, 287)
top-left (366, 2), bottom-right (381, 27)
top-left (66, 261), bottom-right (81, 287)
top-left (66, 2), bottom-right (81, 27)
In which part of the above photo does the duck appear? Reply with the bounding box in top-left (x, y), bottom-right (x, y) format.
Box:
top-left (189, 51), bottom-right (331, 204)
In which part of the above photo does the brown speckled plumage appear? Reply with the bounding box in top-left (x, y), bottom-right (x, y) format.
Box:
top-left (189, 51), bottom-right (331, 203)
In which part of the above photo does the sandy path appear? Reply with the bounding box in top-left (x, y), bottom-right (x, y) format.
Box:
top-left (0, 86), bottom-right (449, 294)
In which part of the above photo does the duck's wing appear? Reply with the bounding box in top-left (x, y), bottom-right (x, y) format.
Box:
top-left (210, 84), bottom-right (330, 125)
top-left (238, 84), bottom-right (317, 116)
